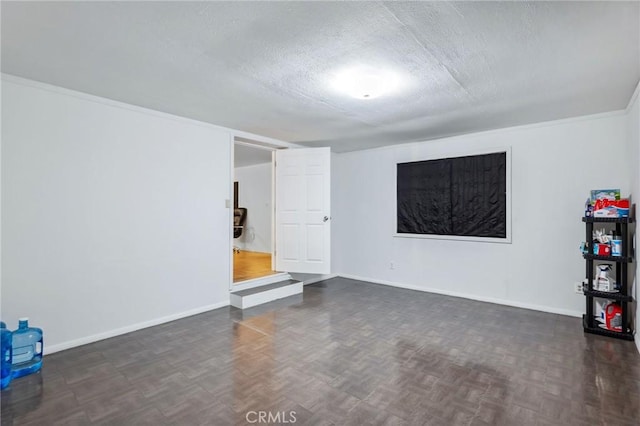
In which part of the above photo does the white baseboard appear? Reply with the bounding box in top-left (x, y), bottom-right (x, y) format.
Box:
top-left (300, 273), bottom-right (338, 285)
top-left (338, 274), bottom-right (583, 318)
top-left (45, 300), bottom-right (230, 355)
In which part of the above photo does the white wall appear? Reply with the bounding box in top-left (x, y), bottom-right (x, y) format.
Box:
top-left (627, 83), bottom-right (640, 352)
top-left (1, 78), bottom-right (232, 352)
top-left (233, 162), bottom-right (272, 253)
top-left (333, 112), bottom-right (630, 317)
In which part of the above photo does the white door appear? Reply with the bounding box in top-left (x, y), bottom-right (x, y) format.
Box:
top-left (275, 147), bottom-right (331, 274)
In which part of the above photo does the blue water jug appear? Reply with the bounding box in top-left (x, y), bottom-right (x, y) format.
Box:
top-left (11, 318), bottom-right (43, 379)
top-left (1, 321), bottom-right (12, 389)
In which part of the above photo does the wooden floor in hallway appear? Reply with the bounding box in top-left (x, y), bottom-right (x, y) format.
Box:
top-left (2, 277), bottom-right (640, 425)
top-left (233, 250), bottom-right (277, 283)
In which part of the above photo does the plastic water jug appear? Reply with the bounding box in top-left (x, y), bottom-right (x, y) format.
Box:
top-left (1, 322), bottom-right (12, 389)
top-left (11, 318), bottom-right (43, 379)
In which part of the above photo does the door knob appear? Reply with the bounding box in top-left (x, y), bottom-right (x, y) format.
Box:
top-left (323, 216), bottom-right (329, 222)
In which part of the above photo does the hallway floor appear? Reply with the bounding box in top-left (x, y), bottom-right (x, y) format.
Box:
top-left (2, 277), bottom-right (639, 425)
top-left (233, 250), bottom-right (276, 283)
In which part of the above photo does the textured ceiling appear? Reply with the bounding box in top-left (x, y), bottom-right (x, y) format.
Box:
top-left (2, 1), bottom-right (639, 152)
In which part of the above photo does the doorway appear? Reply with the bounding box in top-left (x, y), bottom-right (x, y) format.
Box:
top-left (232, 141), bottom-right (278, 284)
top-left (229, 140), bottom-right (332, 292)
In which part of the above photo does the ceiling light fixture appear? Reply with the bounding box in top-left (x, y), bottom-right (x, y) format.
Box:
top-left (331, 66), bottom-right (400, 100)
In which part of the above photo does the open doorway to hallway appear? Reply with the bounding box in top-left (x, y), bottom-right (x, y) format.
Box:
top-left (233, 142), bottom-right (278, 283)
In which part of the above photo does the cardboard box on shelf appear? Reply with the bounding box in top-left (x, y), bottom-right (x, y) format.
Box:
top-left (593, 198), bottom-right (630, 218)
top-left (590, 189), bottom-right (621, 203)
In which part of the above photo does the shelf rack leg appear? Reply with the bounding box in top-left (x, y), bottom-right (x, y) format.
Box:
top-left (586, 221), bottom-right (594, 328)
top-left (621, 222), bottom-right (628, 333)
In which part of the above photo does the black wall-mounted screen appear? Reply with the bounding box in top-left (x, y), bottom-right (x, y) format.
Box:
top-left (397, 152), bottom-right (507, 238)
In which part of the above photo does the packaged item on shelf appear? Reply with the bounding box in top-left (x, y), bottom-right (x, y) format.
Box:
top-left (579, 242), bottom-right (588, 254)
top-left (584, 199), bottom-right (594, 217)
top-left (593, 198), bottom-right (630, 218)
top-left (594, 228), bottom-right (612, 244)
top-left (595, 299), bottom-right (611, 324)
top-left (595, 264), bottom-right (618, 292)
top-left (605, 303), bottom-right (622, 331)
top-left (590, 189), bottom-right (621, 203)
top-left (611, 239), bottom-right (622, 256)
top-left (614, 199), bottom-right (630, 217)
top-left (593, 243), bottom-right (611, 256)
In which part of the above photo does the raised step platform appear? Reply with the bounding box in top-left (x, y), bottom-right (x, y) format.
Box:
top-left (230, 279), bottom-right (303, 309)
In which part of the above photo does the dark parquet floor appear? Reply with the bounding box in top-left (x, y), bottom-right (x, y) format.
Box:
top-left (1, 277), bottom-right (639, 425)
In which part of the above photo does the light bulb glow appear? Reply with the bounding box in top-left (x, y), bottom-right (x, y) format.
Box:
top-left (331, 66), bottom-right (400, 100)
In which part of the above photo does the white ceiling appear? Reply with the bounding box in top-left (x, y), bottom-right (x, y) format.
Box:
top-left (234, 144), bottom-right (272, 168)
top-left (2, 2), bottom-right (639, 152)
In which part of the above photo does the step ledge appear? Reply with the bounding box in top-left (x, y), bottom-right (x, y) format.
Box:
top-left (232, 272), bottom-right (292, 292)
top-left (230, 280), bottom-right (302, 309)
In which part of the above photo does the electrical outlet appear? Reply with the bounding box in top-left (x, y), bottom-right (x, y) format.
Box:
top-left (574, 282), bottom-right (584, 294)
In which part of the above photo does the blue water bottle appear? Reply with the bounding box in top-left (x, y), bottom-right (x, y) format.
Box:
top-left (11, 318), bottom-right (43, 379)
top-left (1, 321), bottom-right (12, 389)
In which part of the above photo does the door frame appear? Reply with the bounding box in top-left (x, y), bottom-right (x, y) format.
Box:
top-left (229, 137), bottom-right (291, 291)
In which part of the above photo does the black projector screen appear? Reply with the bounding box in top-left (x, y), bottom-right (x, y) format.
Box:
top-left (397, 152), bottom-right (507, 238)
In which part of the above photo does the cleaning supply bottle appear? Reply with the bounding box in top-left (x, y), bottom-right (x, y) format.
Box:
top-left (1, 322), bottom-right (12, 389)
top-left (11, 318), bottom-right (43, 379)
top-left (596, 264), bottom-right (614, 291)
top-left (605, 304), bottom-right (623, 331)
